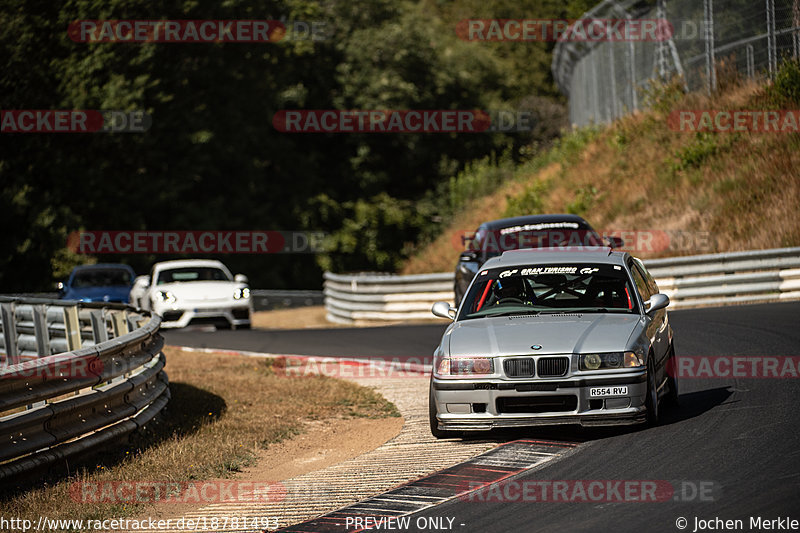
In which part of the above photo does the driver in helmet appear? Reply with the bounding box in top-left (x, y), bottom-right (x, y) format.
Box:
top-left (495, 276), bottom-right (528, 304)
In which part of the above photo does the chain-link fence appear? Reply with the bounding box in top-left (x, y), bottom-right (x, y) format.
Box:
top-left (552, 0), bottom-right (800, 126)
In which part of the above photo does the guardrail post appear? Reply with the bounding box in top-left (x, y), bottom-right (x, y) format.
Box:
top-left (63, 305), bottom-right (82, 352)
top-left (89, 309), bottom-right (109, 344)
top-left (1, 302), bottom-right (19, 365)
top-left (32, 304), bottom-right (50, 357)
top-left (110, 310), bottom-right (129, 338)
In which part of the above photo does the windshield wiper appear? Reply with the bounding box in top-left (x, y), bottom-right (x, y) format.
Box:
top-left (480, 309), bottom-right (541, 318)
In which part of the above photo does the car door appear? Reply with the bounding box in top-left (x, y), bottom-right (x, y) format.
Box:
top-left (637, 258), bottom-right (671, 357)
top-left (631, 260), bottom-right (669, 370)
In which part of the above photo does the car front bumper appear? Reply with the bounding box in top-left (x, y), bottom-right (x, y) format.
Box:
top-left (432, 371), bottom-right (647, 431)
top-left (156, 302), bottom-right (251, 329)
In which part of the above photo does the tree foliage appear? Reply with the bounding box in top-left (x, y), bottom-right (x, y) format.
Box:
top-left (0, 0), bottom-right (597, 289)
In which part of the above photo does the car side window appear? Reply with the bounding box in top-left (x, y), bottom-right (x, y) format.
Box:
top-left (633, 258), bottom-right (660, 295)
top-left (629, 261), bottom-right (652, 302)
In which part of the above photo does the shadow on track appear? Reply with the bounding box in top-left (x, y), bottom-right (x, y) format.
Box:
top-left (450, 386), bottom-right (732, 445)
top-left (0, 382), bottom-right (225, 496)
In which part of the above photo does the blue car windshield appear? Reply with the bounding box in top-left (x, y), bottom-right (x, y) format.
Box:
top-left (460, 263), bottom-right (639, 319)
top-left (72, 269), bottom-right (132, 288)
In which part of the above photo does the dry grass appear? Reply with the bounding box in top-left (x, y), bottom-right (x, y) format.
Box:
top-left (403, 79), bottom-right (800, 274)
top-left (251, 306), bottom-right (353, 329)
top-left (1, 347), bottom-right (399, 523)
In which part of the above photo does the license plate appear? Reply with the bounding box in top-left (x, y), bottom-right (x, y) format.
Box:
top-left (589, 386), bottom-right (628, 398)
top-left (195, 308), bottom-right (224, 314)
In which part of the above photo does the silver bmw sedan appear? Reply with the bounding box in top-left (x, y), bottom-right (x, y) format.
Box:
top-left (429, 247), bottom-right (677, 438)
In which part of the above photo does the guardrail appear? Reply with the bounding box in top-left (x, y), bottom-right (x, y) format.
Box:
top-left (0, 297), bottom-right (169, 482)
top-left (324, 247), bottom-right (800, 323)
top-left (645, 247), bottom-right (800, 308)
top-left (324, 272), bottom-right (455, 323)
top-left (251, 289), bottom-right (324, 311)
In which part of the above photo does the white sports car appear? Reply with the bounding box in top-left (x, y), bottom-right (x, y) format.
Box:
top-left (130, 259), bottom-right (252, 329)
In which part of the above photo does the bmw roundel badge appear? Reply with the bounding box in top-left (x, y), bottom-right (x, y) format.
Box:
top-left (531, 344), bottom-right (542, 350)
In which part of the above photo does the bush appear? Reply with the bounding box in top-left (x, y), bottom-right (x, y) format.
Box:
top-left (769, 59), bottom-right (800, 105)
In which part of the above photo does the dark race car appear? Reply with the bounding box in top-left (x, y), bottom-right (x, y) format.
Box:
top-left (454, 214), bottom-right (622, 306)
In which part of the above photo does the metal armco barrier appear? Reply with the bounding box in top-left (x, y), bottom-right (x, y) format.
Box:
top-left (0, 297), bottom-right (169, 482)
top-left (645, 247), bottom-right (800, 308)
top-left (251, 289), bottom-right (324, 311)
top-left (324, 247), bottom-right (800, 323)
top-left (324, 272), bottom-right (455, 323)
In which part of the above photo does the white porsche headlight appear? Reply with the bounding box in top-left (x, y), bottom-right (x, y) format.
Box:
top-left (233, 287), bottom-right (250, 300)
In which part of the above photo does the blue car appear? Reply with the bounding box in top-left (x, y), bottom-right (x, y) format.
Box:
top-left (58, 264), bottom-right (136, 303)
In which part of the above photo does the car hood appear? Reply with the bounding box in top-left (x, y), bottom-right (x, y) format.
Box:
top-left (64, 285), bottom-right (131, 302)
top-left (447, 313), bottom-right (643, 356)
top-left (154, 281), bottom-right (240, 301)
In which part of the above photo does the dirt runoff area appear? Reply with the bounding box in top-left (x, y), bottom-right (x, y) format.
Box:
top-left (251, 305), bottom-right (441, 329)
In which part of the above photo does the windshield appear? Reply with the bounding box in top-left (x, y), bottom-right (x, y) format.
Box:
top-left (72, 268), bottom-right (132, 288)
top-left (459, 263), bottom-right (638, 320)
top-left (465, 222), bottom-right (603, 259)
top-left (156, 267), bottom-right (231, 285)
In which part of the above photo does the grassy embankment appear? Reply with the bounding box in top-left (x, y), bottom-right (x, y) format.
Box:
top-left (403, 65), bottom-right (800, 274)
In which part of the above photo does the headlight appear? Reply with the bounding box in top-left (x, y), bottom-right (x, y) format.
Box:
top-left (436, 357), bottom-right (493, 376)
top-left (157, 291), bottom-right (176, 304)
top-left (580, 351), bottom-right (643, 370)
top-left (233, 287), bottom-right (250, 300)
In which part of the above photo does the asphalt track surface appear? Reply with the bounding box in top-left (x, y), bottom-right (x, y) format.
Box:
top-left (164, 301), bottom-right (800, 533)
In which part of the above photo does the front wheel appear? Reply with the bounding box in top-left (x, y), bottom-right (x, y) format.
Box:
top-left (429, 381), bottom-right (459, 439)
top-left (663, 344), bottom-right (679, 408)
top-left (645, 355), bottom-right (660, 426)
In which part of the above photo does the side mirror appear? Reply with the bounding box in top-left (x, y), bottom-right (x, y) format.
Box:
top-left (645, 293), bottom-right (670, 316)
top-left (432, 301), bottom-right (456, 320)
top-left (234, 274), bottom-right (249, 284)
top-left (606, 236), bottom-right (625, 249)
top-left (459, 251), bottom-right (478, 262)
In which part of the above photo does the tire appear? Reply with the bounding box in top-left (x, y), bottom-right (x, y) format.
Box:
top-left (645, 354), bottom-right (660, 426)
top-left (663, 344), bottom-right (679, 408)
top-left (429, 381), bottom-right (459, 439)
top-left (236, 323), bottom-right (252, 330)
